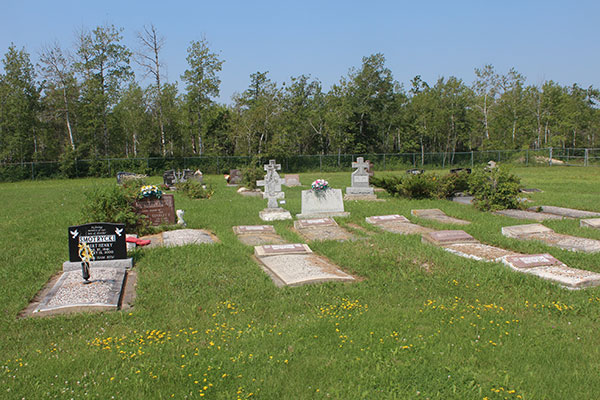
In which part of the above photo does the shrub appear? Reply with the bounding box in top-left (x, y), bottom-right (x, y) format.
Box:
top-left (468, 166), bottom-right (522, 211)
top-left (241, 157), bottom-right (264, 189)
top-left (81, 185), bottom-right (150, 235)
top-left (178, 180), bottom-right (214, 199)
top-left (438, 171), bottom-right (470, 198)
top-left (398, 173), bottom-right (439, 199)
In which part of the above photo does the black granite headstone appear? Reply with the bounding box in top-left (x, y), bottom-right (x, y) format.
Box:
top-left (68, 223), bottom-right (127, 262)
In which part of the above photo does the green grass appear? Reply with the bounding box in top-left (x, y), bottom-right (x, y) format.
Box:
top-left (1, 167), bottom-right (600, 399)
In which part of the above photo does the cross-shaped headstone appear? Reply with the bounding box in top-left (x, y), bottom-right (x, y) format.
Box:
top-left (257, 159), bottom-right (285, 193)
top-left (352, 157), bottom-right (369, 174)
top-left (350, 157), bottom-right (370, 188)
top-left (264, 159), bottom-right (281, 174)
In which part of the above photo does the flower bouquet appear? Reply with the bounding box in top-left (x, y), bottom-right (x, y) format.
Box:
top-left (138, 185), bottom-right (163, 199)
top-left (311, 179), bottom-right (329, 193)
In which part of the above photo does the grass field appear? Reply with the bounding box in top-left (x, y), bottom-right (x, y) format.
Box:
top-left (1, 166), bottom-right (600, 399)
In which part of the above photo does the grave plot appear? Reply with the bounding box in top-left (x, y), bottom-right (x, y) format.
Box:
top-left (253, 244), bottom-right (355, 287)
top-left (233, 225), bottom-right (287, 246)
top-left (140, 229), bottom-right (219, 248)
top-left (411, 209), bottom-right (470, 225)
top-left (527, 205), bottom-right (600, 219)
top-left (365, 214), bottom-right (434, 235)
top-left (293, 218), bottom-right (356, 242)
top-left (493, 209), bottom-right (564, 221)
top-left (32, 266), bottom-right (127, 315)
top-left (581, 218), bottom-right (600, 230)
top-left (502, 223), bottom-right (600, 253)
top-left (502, 254), bottom-right (600, 289)
top-left (421, 230), bottom-right (478, 246)
top-left (443, 243), bottom-right (520, 262)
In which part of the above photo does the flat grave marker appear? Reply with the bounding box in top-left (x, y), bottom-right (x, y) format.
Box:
top-left (422, 230), bottom-right (478, 245)
top-left (134, 194), bottom-right (176, 226)
top-left (365, 214), bottom-right (410, 224)
top-left (527, 206), bottom-right (600, 219)
top-left (233, 225), bottom-right (286, 246)
top-left (501, 223), bottom-right (554, 238)
top-left (294, 218), bottom-right (356, 242)
top-left (502, 223), bottom-right (600, 253)
top-left (253, 244), bottom-right (355, 286)
top-left (517, 265), bottom-right (600, 290)
top-left (494, 209), bottom-right (564, 221)
top-left (411, 209), bottom-right (470, 225)
top-left (365, 214), bottom-right (434, 235)
top-left (581, 218), bottom-right (600, 229)
top-left (443, 243), bottom-right (519, 262)
top-left (140, 229), bottom-right (218, 248)
top-left (503, 254), bottom-right (563, 269)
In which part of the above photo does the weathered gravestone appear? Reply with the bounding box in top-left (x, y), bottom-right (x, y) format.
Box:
top-left (253, 244), bottom-right (355, 287)
top-left (421, 230), bottom-right (478, 246)
top-left (502, 223), bottom-right (600, 253)
top-left (163, 169), bottom-right (194, 188)
top-left (163, 170), bottom-right (177, 187)
top-left (284, 174), bottom-right (301, 187)
top-left (493, 209), bottom-right (564, 221)
top-left (527, 206), bottom-right (600, 219)
top-left (140, 229), bottom-right (218, 248)
top-left (134, 194), bottom-right (176, 226)
top-left (451, 194), bottom-right (475, 205)
top-left (294, 217), bottom-right (356, 242)
top-left (581, 218), bottom-right (600, 230)
top-left (233, 225), bottom-right (287, 246)
top-left (365, 214), bottom-right (433, 235)
top-left (117, 171), bottom-right (146, 184)
top-left (502, 254), bottom-right (600, 289)
top-left (411, 209), bottom-right (470, 225)
top-left (298, 188), bottom-right (349, 219)
top-left (228, 169), bottom-right (242, 185)
top-left (257, 159), bottom-right (292, 221)
top-left (345, 157), bottom-right (376, 200)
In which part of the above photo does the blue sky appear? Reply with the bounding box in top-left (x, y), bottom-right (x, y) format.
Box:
top-left (1, 0), bottom-right (598, 103)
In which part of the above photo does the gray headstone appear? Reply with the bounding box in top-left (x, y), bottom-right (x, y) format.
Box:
top-left (581, 218), bottom-right (600, 229)
top-left (501, 223), bottom-right (554, 238)
top-left (365, 215), bottom-right (410, 224)
top-left (284, 174), bottom-right (301, 187)
top-left (229, 169), bottom-right (242, 185)
top-left (502, 224), bottom-right (600, 253)
top-left (422, 230), bottom-right (478, 245)
top-left (503, 254), bottom-right (563, 269)
top-left (346, 157), bottom-right (374, 195)
top-left (297, 188), bottom-right (349, 218)
top-left (515, 265), bottom-right (600, 289)
top-left (494, 209), bottom-right (564, 221)
top-left (365, 215), bottom-right (434, 235)
top-left (233, 225), bottom-right (286, 246)
top-left (294, 218), bottom-right (355, 242)
top-left (163, 170), bottom-right (177, 187)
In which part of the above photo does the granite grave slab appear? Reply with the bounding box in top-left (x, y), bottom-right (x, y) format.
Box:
top-left (253, 244), bottom-right (355, 286)
top-left (140, 229), bottom-right (218, 248)
top-left (494, 209), bottom-right (564, 221)
top-left (503, 254), bottom-right (563, 269)
top-left (581, 218), bottom-right (600, 229)
top-left (297, 188), bottom-right (349, 218)
top-left (228, 169), bottom-right (242, 185)
top-left (502, 223), bottom-right (600, 253)
top-left (233, 225), bottom-right (287, 246)
top-left (527, 206), bottom-right (600, 219)
top-left (293, 218), bottom-right (356, 242)
top-left (411, 209), bottom-right (470, 225)
top-left (422, 230), bottom-right (478, 246)
top-left (365, 214), bottom-right (434, 235)
top-left (515, 265), bottom-right (600, 290)
top-left (442, 243), bottom-right (519, 262)
top-left (452, 195), bottom-right (474, 205)
top-left (34, 267), bottom-right (127, 314)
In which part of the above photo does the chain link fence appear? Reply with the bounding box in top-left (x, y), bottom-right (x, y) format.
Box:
top-left (1, 148), bottom-right (599, 182)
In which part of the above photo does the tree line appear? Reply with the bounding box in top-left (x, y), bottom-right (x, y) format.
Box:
top-left (1, 24), bottom-right (599, 166)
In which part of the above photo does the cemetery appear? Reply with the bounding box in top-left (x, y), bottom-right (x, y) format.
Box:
top-left (3, 165), bottom-right (600, 398)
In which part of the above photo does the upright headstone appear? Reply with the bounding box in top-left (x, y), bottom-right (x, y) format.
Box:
top-left (68, 222), bottom-right (128, 262)
top-left (284, 174), bottom-right (301, 187)
top-left (117, 172), bottom-right (146, 184)
top-left (297, 188), bottom-right (349, 219)
top-left (191, 170), bottom-right (203, 183)
top-left (228, 169), bottom-right (242, 185)
top-left (163, 170), bottom-right (177, 187)
top-left (345, 157), bottom-right (376, 200)
top-left (181, 169), bottom-right (194, 182)
top-left (257, 160), bottom-right (291, 221)
top-left (134, 194), bottom-right (176, 226)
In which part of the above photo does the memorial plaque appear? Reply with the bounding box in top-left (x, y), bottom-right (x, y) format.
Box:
top-left (229, 169), bottom-right (242, 184)
top-left (422, 230), bottom-right (477, 245)
top-left (503, 254), bottom-right (562, 269)
top-left (134, 194), bottom-right (176, 226)
top-left (297, 188), bottom-right (349, 218)
top-left (494, 209), bottom-right (563, 221)
top-left (521, 265), bottom-right (600, 289)
top-left (295, 218), bottom-right (337, 229)
top-left (254, 243), bottom-right (312, 257)
top-left (234, 225), bottom-right (276, 234)
top-left (365, 215), bottom-right (410, 224)
top-left (501, 223), bottom-right (554, 238)
top-left (68, 223), bottom-right (127, 262)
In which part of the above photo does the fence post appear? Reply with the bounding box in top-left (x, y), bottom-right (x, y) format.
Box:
top-left (526, 149), bottom-right (529, 166)
top-left (108, 159), bottom-right (111, 177)
top-left (549, 148), bottom-right (553, 166)
top-left (585, 148), bottom-right (589, 166)
top-left (319, 154), bottom-right (322, 172)
top-left (383, 153), bottom-right (386, 170)
top-left (31, 162), bottom-right (34, 180)
top-left (471, 151), bottom-right (474, 168)
top-left (497, 151), bottom-right (500, 162)
top-left (412, 153), bottom-right (416, 167)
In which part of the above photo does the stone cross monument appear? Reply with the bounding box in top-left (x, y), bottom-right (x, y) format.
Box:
top-left (257, 159), bottom-right (291, 221)
top-left (346, 157), bottom-right (375, 197)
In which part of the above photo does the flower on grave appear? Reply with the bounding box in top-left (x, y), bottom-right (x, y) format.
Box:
top-left (311, 179), bottom-right (329, 192)
top-left (139, 185), bottom-right (162, 199)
